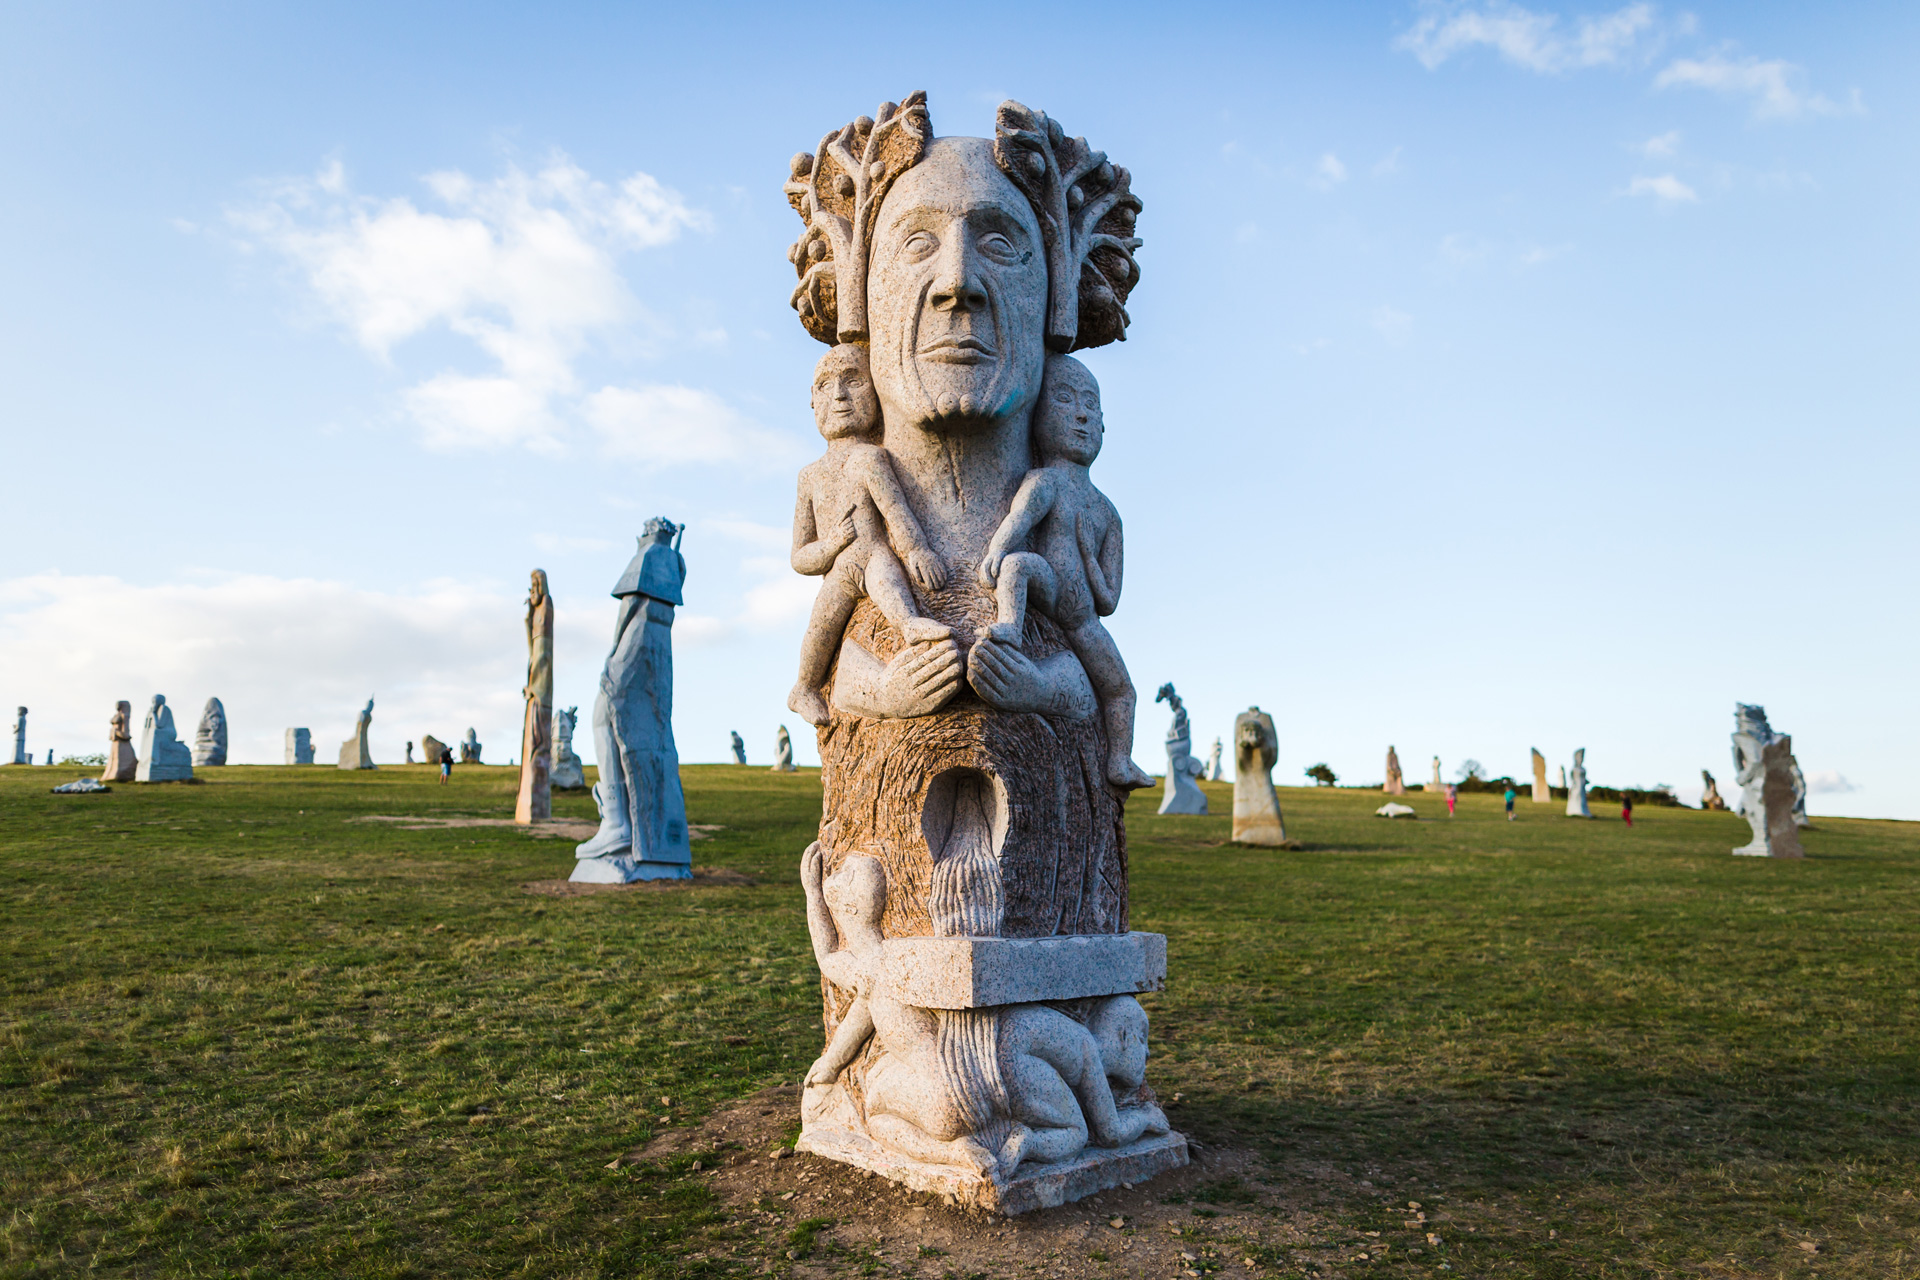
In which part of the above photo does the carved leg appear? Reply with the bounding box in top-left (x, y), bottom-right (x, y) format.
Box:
top-left (866, 547), bottom-right (952, 645)
top-left (990, 552), bottom-right (1054, 645)
top-left (1069, 620), bottom-right (1154, 790)
top-left (790, 580), bottom-right (860, 726)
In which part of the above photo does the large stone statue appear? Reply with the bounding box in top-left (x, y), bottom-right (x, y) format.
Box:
top-left (778, 93), bottom-right (1181, 1213)
top-left (1429, 756), bottom-right (1442, 792)
top-left (730, 731), bottom-right (747, 765)
top-left (9, 707), bottom-right (24, 766)
top-left (1531, 748), bottom-right (1550, 803)
top-left (1204, 737), bottom-right (1223, 782)
top-left (1384, 746), bottom-right (1405, 795)
top-left (1565, 748), bottom-right (1591, 817)
top-left (1230, 707), bottom-right (1292, 847)
top-left (135, 695), bottom-right (194, 781)
top-left (419, 733), bottom-right (447, 766)
top-left (1790, 759), bottom-right (1810, 828)
top-left (285, 728), bottom-right (313, 764)
top-left (459, 729), bottom-right (482, 764)
top-left (103, 701), bottom-right (138, 781)
top-left (515, 568), bottom-right (555, 824)
top-left (573, 519), bottom-right (692, 883)
top-left (773, 725), bottom-right (796, 772)
top-left (1731, 703), bottom-right (1804, 858)
top-left (551, 707), bottom-right (587, 790)
top-left (1155, 683), bottom-right (1208, 815)
top-left (338, 699), bottom-right (375, 770)
top-left (1700, 768), bottom-right (1728, 811)
top-left (192, 697), bottom-right (228, 767)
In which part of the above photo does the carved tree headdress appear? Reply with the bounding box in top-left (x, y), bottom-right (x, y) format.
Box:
top-left (783, 94), bottom-right (1143, 353)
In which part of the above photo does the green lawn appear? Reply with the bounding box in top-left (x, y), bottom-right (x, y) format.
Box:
top-left (2, 763), bottom-right (1916, 1278)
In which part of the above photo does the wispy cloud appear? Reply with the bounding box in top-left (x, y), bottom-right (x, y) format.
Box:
top-left (1654, 52), bottom-right (1859, 120)
top-left (1624, 173), bottom-right (1698, 204)
top-left (583, 384), bottom-right (804, 469)
top-left (1638, 129), bottom-right (1682, 158)
top-left (1397, 1), bottom-right (1661, 73)
top-left (1806, 769), bottom-right (1857, 795)
top-left (1310, 153), bottom-right (1349, 191)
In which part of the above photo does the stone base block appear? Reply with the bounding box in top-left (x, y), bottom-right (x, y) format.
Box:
top-left (796, 1125), bottom-right (1188, 1216)
top-left (568, 855), bottom-right (692, 883)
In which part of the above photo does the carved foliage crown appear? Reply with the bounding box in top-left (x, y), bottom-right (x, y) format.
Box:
top-left (782, 94), bottom-right (1143, 353)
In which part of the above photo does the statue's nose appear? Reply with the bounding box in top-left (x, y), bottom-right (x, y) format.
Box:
top-left (928, 237), bottom-right (988, 313)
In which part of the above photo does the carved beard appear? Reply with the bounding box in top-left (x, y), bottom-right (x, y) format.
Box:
top-left (891, 278), bottom-right (1031, 430)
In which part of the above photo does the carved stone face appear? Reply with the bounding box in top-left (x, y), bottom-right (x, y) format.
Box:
top-left (867, 137), bottom-right (1048, 433)
top-left (1033, 355), bottom-right (1104, 466)
top-left (811, 345), bottom-right (880, 441)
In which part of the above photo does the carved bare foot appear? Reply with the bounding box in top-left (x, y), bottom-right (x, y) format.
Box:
top-left (901, 616), bottom-right (953, 644)
top-left (967, 638), bottom-right (1096, 720)
top-left (804, 1054), bottom-right (839, 1087)
top-left (1135, 1102), bottom-right (1170, 1136)
top-left (788, 682), bottom-right (830, 727)
top-left (1108, 754), bottom-right (1155, 791)
top-left (986, 621), bottom-right (1022, 645)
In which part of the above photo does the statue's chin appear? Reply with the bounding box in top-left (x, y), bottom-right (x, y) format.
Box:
top-left (896, 358), bottom-right (1023, 432)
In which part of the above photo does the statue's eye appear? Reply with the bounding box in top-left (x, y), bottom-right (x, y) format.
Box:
top-left (977, 232), bottom-right (1019, 263)
top-left (902, 230), bottom-right (938, 259)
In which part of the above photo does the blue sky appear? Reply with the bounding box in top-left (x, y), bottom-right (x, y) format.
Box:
top-left (3, 2), bottom-right (1914, 816)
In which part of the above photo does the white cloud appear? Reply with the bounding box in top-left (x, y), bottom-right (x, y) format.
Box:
top-left (583, 384), bottom-right (805, 468)
top-left (1655, 53), bottom-right (1857, 120)
top-left (230, 155), bottom-right (708, 452)
top-left (1805, 769), bottom-right (1857, 795)
top-left (1639, 129), bottom-right (1682, 157)
top-left (1372, 305), bottom-right (1414, 343)
top-left (1397, 1), bottom-right (1659, 73)
top-left (1625, 173), bottom-right (1698, 203)
top-left (1310, 153), bottom-right (1348, 190)
top-left (1373, 147), bottom-right (1404, 178)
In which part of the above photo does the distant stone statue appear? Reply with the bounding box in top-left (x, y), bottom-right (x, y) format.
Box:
top-left (516, 568), bottom-right (556, 824)
top-left (136, 695), bottom-right (194, 782)
top-left (459, 729), bottom-right (481, 764)
top-left (1731, 704), bottom-right (1804, 858)
top-left (1558, 765), bottom-right (1567, 789)
top-left (730, 730), bottom-right (747, 765)
top-left (338, 699), bottom-right (376, 770)
top-left (103, 701), bottom-right (137, 781)
top-left (191, 697), bottom-right (227, 767)
top-left (1383, 746), bottom-right (1405, 795)
top-left (1531, 748), bottom-right (1550, 803)
top-left (1230, 707), bottom-right (1292, 846)
top-left (1429, 756), bottom-right (1443, 792)
top-left (551, 707), bottom-right (587, 790)
top-left (285, 728), bottom-right (313, 765)
top-left (419, 733), bottom-right (447, 766)
top-left (9, 707), bottom-right (25, 766)
top-left (1789, 759), bottom-right (1809, 828)
top-left (406, 740), bottom-right (415, 764)
top-left (1700, 769), bottom-right (1728, 811)
top-left (574, 518), bottom-right (693, 882)
top-left (773, 725), bottom-right (796, 772)
top-left (1204, 737), bottom-right (1223, 782)
top-left (1154, 683), bottom-right (1208, 815)
top-left (1565, 748), bottom-right (1591, 817)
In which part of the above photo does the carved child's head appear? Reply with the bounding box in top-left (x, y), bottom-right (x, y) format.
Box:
top-left (823, 853), bottom-right (887, 937)
top-left (811, 344), bottom-right (881, 441)
top-left (1089, 995), bottom-right (1150, 1090)
top-left (1033, 354), bottom-right (1103, 466)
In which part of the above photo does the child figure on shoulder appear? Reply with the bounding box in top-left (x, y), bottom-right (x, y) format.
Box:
top-left (977, 354), bottom-right (1152, 790)
top-left (788, 344), bottom-right (951, 726)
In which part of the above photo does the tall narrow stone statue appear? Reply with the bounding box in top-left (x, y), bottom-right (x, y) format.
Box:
top-left (1230, 707), bottom-right (1293, 847)
top-left (552, 707), bottom-right (587, 790)
top-left (1700, 768), bottom-right (1728, 811)
top-left (1383, 746), bottom-right (1406, 795)
top-left (773, 725), bottom-right (797, 772)
top-left (573, 519), bottom-right (692, 883)
top-left (1204, 737), bottom-right (1223, 782)
top-left (777, 93), bottom-right (1182, 1213)
top-left (192, 697), bottom-right (228, 767)
top-left (459, 729), bottom-right (481, 764)
top-left (103, 701), bottom-right (137, 781)
top-left (730, 731), bottom-right (747, 765)
top-left (1565, 748), bottom-right (1591, 817)
top-left (1530, 748), bottom-right (1550, 803)
top-left (1155, 684), bottom-right (1208, 815)
top-left (1790, 759), bottom-right (1810, 828)
top-left (515, 569), bottom-right (555, 824)
top-left (1429, 756), bottom-right (1443, 792)
top-left (1731, 704), bottom-right (1804, 858)
top-left (135, 695), bottom-right (194, 782)
top-left (338, 699), bottom-right (375, 770)
top-left (285, 728), bottom-right (313, 765)
top-left (9, 707), bottom-right (25, 766)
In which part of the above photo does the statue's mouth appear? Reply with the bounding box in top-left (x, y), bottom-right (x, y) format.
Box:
top-left (919, 336), bottom-right (994, 365)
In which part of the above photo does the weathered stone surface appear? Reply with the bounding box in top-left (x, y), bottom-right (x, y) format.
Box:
top-left (516, 569), bottom-right (554, 824)
top-left (1155, 684), bottom-right (1208, 815)
top-left (773, 725), bottom-right (796, 772)
top-left (1230, 707), bottom-right (1292, 847)
top-left (1429, 756), bottom-right (1443, 792)
top-left (1384, 746), bottom-right (1405, 795)
top-left (1376, 802), bottom-right (1417, 819)
top-left (459, 729), bottom-right (482, 764)
top-left (1790, 759), bottom-right (1809, 829)
top-left (574, 520), bottom-right (693, 884)
top-left (1731, 704), bottom-right (1804, 858)
top-left (419, 733), bottom-right (447, 765)
top-left (551, 707), bottom-right (587, 790)
top-left (1700, 768), bottom-right (1728, 811)
top-left (1565, 748), bottom-right (1591, 817)
top-left (10, 707), bottom-right (25, 766)
top-left (730, 731), bottom-right (747, 765)
top-left (880, 932), bottom-right (1165, 1009)
top-left (1204, 737), bottom-right (1223, 782)
top-left (53, 776), bottom-right (111, 794)
top-left (136, 695), bottom-right (194, 782)
top-left (104, 701), bottom-right (137, 781)
top-left (285, 728), bottom-right (313, 765)
top-left (1531, 748), bottom-right (1550, 803)
top-left (192, 697), bottom-right (227, 767)
top-left (338, 699), bottom-right (375, 770)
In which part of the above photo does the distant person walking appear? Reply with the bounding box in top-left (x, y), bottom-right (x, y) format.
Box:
top-left (1621, 791), bottom-right (1634, 828)
top-left (1445, 783), bottom-right (1458, 817)
top-left (1503, 784), bottom-right (1516, 821)
top-left (439, 745), bottom-right (453, 785)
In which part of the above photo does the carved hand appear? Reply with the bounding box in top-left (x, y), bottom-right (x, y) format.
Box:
top-left (905, 547), bottom-right (948, 593)
top-left (976, 551), bottom-right (1004, 588)
top-left (801, 839), bottom-right (824, 898)
top-left (967, 637), bottom-right (1096, 721)
top-left (830, 635), bottom-right (965, 720)
top-left (831, 512), bottom-right (860, 554)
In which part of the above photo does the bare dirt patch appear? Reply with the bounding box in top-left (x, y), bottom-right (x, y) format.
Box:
top-left (519, 866), bottom-right (758, 896)
top-left (616, 1085), bottom-right (1418, 1277)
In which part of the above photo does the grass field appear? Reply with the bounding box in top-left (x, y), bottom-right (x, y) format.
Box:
top-left (2, 762), bottom-right (1916, 1278)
